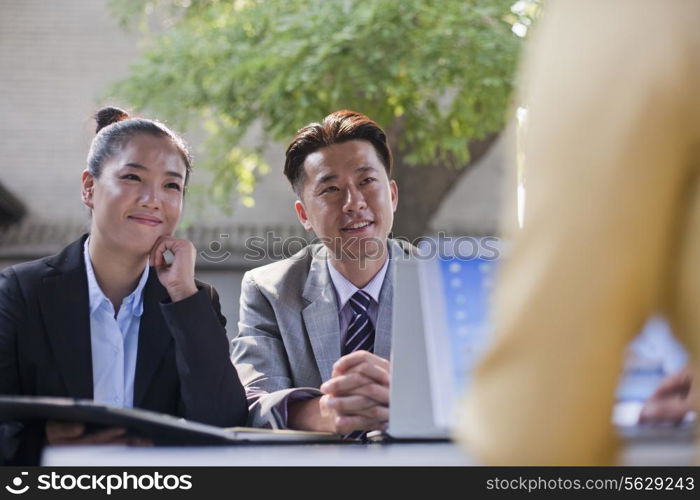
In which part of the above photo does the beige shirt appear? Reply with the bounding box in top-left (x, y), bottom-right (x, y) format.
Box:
top-left (456, 0), bottom-right (700, 464)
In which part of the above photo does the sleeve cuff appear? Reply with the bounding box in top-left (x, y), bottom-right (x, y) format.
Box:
top-left (271, 388), bottom-right (321, 429)
top-left (159, 286), bottom-right (207, 309)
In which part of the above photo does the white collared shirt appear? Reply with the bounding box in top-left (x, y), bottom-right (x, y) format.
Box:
top-left (83, 238), bottom-right (149, 408)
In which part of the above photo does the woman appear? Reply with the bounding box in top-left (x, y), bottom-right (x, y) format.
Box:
top-left (0, 107), bottom-right (247, 464)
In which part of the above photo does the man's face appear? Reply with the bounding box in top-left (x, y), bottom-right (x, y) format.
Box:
top-left (82, 133), bottom-right (186, 257)
top-left (295, 139), bottom-right (398, 262)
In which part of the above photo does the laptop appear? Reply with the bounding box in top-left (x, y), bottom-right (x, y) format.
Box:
top-left (382, 240), bottom-right (499, 441)
top-left (383, 242), bottom-right (696, 443)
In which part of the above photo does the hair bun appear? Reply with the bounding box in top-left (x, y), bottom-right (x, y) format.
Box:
top-left (95, 106), bottom-right (130, 133)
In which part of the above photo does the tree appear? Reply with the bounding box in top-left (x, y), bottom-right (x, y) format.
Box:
top-left (109, 0), bottom-right (538, 240)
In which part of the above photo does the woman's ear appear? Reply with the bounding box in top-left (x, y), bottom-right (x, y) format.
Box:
top-left (81, 170), bottom-right (95, 209)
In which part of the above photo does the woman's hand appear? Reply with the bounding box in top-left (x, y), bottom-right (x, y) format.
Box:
top-left (150, 236), bottom-right (198, 302)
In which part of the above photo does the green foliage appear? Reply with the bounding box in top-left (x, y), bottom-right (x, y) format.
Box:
top-left (108, 0), bottom-right (531, 207)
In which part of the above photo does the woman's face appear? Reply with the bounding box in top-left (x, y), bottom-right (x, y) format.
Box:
top-left (81, 133), bottom-right (187, 257)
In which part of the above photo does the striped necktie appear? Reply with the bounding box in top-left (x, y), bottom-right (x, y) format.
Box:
top-left (343, 290), bottom-right (375, 355)
top-left (342, 290), bottom-right (376, 441)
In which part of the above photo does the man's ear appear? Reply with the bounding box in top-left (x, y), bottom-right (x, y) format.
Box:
top-left (389, 179), bottom-right (398, 212)
top-left (81, 170), bottom-right (95, 209)
top-left (294, 200), bottom-right (314, 232)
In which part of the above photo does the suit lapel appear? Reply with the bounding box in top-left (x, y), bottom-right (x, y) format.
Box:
top-left (39, 236), bottom-right (94, 399)
top-left (301, 246), bottom-right (341, 383)
top-left (133, 272), bottom-right (172, 407)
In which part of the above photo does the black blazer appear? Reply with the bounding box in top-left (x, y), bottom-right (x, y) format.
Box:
top-left (0, 235), bottom-right (247, 463)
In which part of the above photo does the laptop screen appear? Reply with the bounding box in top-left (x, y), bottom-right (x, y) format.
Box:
top-left (411, 239), bottom-right (690, 430)
top-left (418, 247), bottom-right (499, 430)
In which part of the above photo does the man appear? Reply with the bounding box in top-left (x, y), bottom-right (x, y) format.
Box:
top-left (457, 0), bottom-right (699, 464)
top-left (231, 110), bottom-right (411, 433)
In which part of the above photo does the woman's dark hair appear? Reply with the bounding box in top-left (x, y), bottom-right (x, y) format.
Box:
top-left (87, 106), bottom-right (192, 184)
top-left (284, 110), bottom-right (392, 196)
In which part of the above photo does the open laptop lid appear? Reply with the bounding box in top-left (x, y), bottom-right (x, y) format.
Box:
top-left (387, 241), bottom-right (695, 443)
top-left (387, 238), bottom-right (499, 440)
top-left (386, 257), bottom-right (447, 440)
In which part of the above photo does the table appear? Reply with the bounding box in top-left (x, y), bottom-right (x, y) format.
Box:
top-left (41, 438), bottom-right (696, 466)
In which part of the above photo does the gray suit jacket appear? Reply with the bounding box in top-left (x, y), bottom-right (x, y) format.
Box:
top-left (231, 239), bottom-right (411, 428)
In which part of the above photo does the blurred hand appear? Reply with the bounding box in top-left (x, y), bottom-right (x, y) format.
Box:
top-left (639, 366), bottom-right (695, 424)
top-left (45, 421), bottom-right (151, 446)
top-left (150, 236), bottom-right (198, 302)
top-left (318, 351), bottom-right (390, 434)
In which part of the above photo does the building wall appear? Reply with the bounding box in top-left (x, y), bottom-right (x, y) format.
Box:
top-left (0, 0), bottom-right (139, 223)
top-left (0, 0), bottom-right (299, 228)
top-left (0, 0), bottom-right (504, 236)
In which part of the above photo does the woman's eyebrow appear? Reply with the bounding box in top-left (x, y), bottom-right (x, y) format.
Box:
top-left (123, 163), bottom-right (184, 179)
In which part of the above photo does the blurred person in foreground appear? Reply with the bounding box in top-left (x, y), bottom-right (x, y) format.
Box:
top-left (457, 0), bottom-right (699, 464)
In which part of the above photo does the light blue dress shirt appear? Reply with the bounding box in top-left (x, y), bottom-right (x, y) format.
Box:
top-left (83, 238), bottom-right (149, 408)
